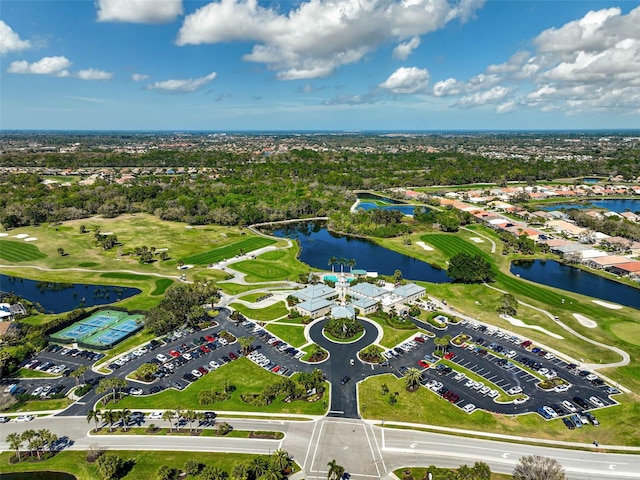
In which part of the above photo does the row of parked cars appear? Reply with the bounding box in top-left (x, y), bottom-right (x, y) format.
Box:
top-left (4, 382), bottom-right (66, 398)
top-left (246, 350), bottom-right (291, 376)
top-left (538, 396), bottom-right (603, 428)
top-left (243, 320), bottom-right (304, 360)
top-left (48, 344), bottom-right (105, 362)
top-left (383, 333), bottom-right (430, 359)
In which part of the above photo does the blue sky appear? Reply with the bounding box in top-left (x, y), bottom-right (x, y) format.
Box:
top-left (1, 0), bottom-right (639, 130)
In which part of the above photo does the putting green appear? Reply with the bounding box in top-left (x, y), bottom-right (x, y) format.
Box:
top-left (610, 322), bottom-right (640, 347)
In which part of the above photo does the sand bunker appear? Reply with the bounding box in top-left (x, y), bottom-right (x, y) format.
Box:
top-left (499, 314), bottom-right (564, 339)
top-left (592, 300), bottom-right (623, 310)
top-left (101, 231), bottom-right (114, 235)
top-left (469, 237), bottom-right (484, 243)
top-left (13, 234), bottom-right (29, 239)
top-left (416, 241), bottom-right (434, 251)
top-left (24, 237), bottom-right (38, 242)
top-left (572, 313), bottom-right (597, 328)
top-left (0, 233), bottom-right (8, 237)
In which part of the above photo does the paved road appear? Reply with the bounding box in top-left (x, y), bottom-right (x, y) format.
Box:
top-left (1, 416), bottom-right (638, 479)
top-left (308, 318), bottom-right (386, 418)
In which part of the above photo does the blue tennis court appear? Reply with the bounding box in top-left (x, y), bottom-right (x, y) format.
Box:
top-left (50, 309), bottom-right (144, 349)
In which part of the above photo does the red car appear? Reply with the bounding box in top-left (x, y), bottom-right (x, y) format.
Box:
top-left (169, 350), bottom-right (180, 358)
top-left (200, 345), bottom-right (210, 353)
top-left (271, 365), bottom-right (281, 373)
top-left (205, 335), bottom-right (215, 342)
top-left (418, 360), bottom-right (430, 368)
top-left (228, 352), bottom-right (238, 360)
top-left (197, 366), bottom-right (208, 375)
top-left (444, 352), bottom-right (456, 360)
top-left (414, 337), bottom-right (425, 343)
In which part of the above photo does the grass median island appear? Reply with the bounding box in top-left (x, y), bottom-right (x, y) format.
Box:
top-left (109, 357), bottom-right (327, 415)
top-left (394, 466), bottom-right (512, 480)
top-left (367, 313), bottom-right (417, 348)
top-left (229, 301), bottom-right (289, 321)
top-left (359, 375), bottom-right (640, 446)
top-left (265, 323), bottom-right (307, 347)
top-left (1, 396), bottom-right (70, 413)
top-left (0, 450), bottom-right (274, 480)
top-left (182, 237), bottom-right (276, 265)
top-left (0, 239), bottom-right (47, 262)
top-left (12, 368), bottom-right (59, 379)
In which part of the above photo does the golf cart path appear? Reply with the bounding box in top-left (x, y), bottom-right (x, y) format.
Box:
top-left (461, 226), bottom-right (496, 253)
top-left (484, 283), bottom-right (631, 383)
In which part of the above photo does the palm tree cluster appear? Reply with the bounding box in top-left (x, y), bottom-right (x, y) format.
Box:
top-left (96, 377), bottom-right (128, 404)
top-left (86, 408), bottom-right (134, 432)
top-left (6, 429), bottom-right (58, 462)
top-left (327, 256), bottom-right (356, 273)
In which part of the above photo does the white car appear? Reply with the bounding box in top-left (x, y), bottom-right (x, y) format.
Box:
top-left (488, 389), bottom-right (499, 398)
top-left (183, 353), bottom-right (193, 361)
top-left (40, 385), bottom-right (52, 397)
top-left (480, 386), bottom-right (490, 395)
top-left (15, 415), bottom-right (34, 422)
top-left (149, 411), bottom-right (163, 420)
top-left (472, 382), bottom-right (484, 391)
top-left (462, 404), bottom-right (476, 413)
top-left (464, 379), bottom-right (476, 388)
top-left (586, 374), bottom-right (598, 381)
top-left (191, 369), bottom-right (202, 378)
top-left (544, 353), bottom-right (555, 360)
top-left (454, 372), bottom-right (465, 381)
top-left (425, 379), bottom-right (438, 389)
top-left (32, 386), bottom-right (44, 396)
top-left (542, 406), bottom-right (558, 418)
top-left (156, 354), bottom-right (168, 363)
top-left (508, 386), bottom-right (523, 395)
top-left (513, 397), bottom-right (528, 404)
top-left (561, 400), bottom-right (577, 412)
top-left (506, 350), bottom-right (517, 359)
top-left (554, 384), bottom-right (570, 393)
top-left (208, 360), bottom-right (220, 370)
top-left (129, 388), bottom-right (143, 396)
top-left (589, 396), bottom-right (605, 408)
top-left (219, 338), bottom-right (228, 346)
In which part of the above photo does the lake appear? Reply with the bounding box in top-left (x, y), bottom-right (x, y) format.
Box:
top-left (0, 274), bottom-right (141, 314)
top-left (356, 201), bottom-right (423, 215)
top-left (270, 221), bottom-right (450, 283)
top-left (540, 198), bottom-right (640, 213)
top-left (510, 260), bottom-right (640, 310)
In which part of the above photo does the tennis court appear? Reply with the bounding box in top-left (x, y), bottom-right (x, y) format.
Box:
top-left (50, 310), bottom-right (144, 348)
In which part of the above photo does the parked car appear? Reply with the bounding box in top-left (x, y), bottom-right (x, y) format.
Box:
top-left (15, 415), bottom-right (35, 422)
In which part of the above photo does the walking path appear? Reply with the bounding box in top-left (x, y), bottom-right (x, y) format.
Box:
top-left (461, 226), bottom-right (497, 253)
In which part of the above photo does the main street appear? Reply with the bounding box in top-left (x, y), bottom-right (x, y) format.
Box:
top-left (2, 415), bottom-right (639, 479)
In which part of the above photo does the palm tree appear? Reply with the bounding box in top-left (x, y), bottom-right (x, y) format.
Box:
top-left (328, 256), bottom-right (337, 273)
top-left (260, 468), bottom-right (283, 480)
top-left (271, 448), bottom-right (293, 473)
top-left (87, 409), bottom-right (101, 432)
top-left (251, 456), bottom-right (269, 477)
top-left (162, 410), bottom-right (175, 432)
top-left (31, 435), bottom-right (45, 460)
top-left (327, 459), bottom-right (345, 480)
top-left (102, 409), bottom-right (119, 432)
top-left (347, 258), bottom-right (356, 272)
top-left (184, 410), bottom-right (196, 433)
top-left (21, 430), bottom-right (36, 458)
top-left (513, 455), bottom-right (565, 480)
top-left (6, 432), bottom-right (23, 461)
top-left (231, 462), bottom-right (250, 480)
top-left (238, 336), bottom-right (255, 355)
top-left (120, 408), bottom-right (132, 431)
top-left (404, 367), bottom-right (423, 390)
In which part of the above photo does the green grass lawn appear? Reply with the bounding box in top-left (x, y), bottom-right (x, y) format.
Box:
top-left (394, 466), bottom-right (512, 480)
top-left (0, 450), bottom-right (272, 480)
top-left (100, 272), bottom-right (153, 280)
top-left (182, 237), bottom-right (275, 265)
top-left (1, 397), bottom-right (71, 413)
top-left (0, 239), bottom-right (47, 262)
top-left (151, 278), bottom-right (174, 295)
top-left (237, 292), bottom-right (267, 302)
top-left (366, 314), bottom-right (417, 348)
top-left (359, 375), bottom-right (640, 446)
top-left (229, 301), bottom-right (289, 321)
top-left (265, 323), bottom-right (308, 347)
top-left (12, 368), bottom-right (59, 379)
top-left (231, 245), bottom-right (307, 282)
top-left (110, 358), bottom-right (327, 415)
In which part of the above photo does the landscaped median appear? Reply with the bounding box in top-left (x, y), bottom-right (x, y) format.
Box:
top-left (102, 357), bottom-right (328, 416)
top-left (90, 426), bottom-right (284, 440)
top-left (359, 375), bottom-right (640, 446)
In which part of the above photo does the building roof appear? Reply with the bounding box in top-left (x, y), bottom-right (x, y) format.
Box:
top-left (291, 284), bottom-right (335, 302)
top-left (331, 304), bottom-right (356, 319)
top-left (349, 283), bottom-right (387, 298)
top-left (351, 297), bottom-right (378, 309)
top-left (296, 298), bottom-right (334, 313)
top-left (393, 283), bottom-right (426, 298)
top-left (610, 262), bottom-right (640, 273)
top-left (589, 255), bottom-right (631, 266)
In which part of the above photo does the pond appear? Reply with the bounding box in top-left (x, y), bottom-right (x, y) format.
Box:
top-left (270, 221), bottom-right (450, 283)
top-left (0, 274), bottom-right (141, 314)
top-left (539, 198), bottom-right (640, 213)
top-left (0, 472), bottom-right (77, 480)
top-left (356, 201), bottom-right (424, 215)
top-left (510, 260), bottom-right (640, 310)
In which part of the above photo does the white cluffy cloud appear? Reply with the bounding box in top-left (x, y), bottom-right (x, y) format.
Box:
top-left (176, 0), bottom-right (484, 79)
top-left (147, 72), bottom-right (217, 92)
top-left (97, 0), bottom-right (183, 23)
top-left (379, 67), bottom-right (430, 94)
top-left (393, 36), bottom-right (421, 60)
top-left (431, 5), bottom-right (640, 115)
top-left (132, 73), bottom-right (149, 81)
top-left (76, 69), bottom-right (113, 81)
top-left (8, 56), bottom-right (71, 77)
top-left (0, 21), bottom-right (32, 55)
